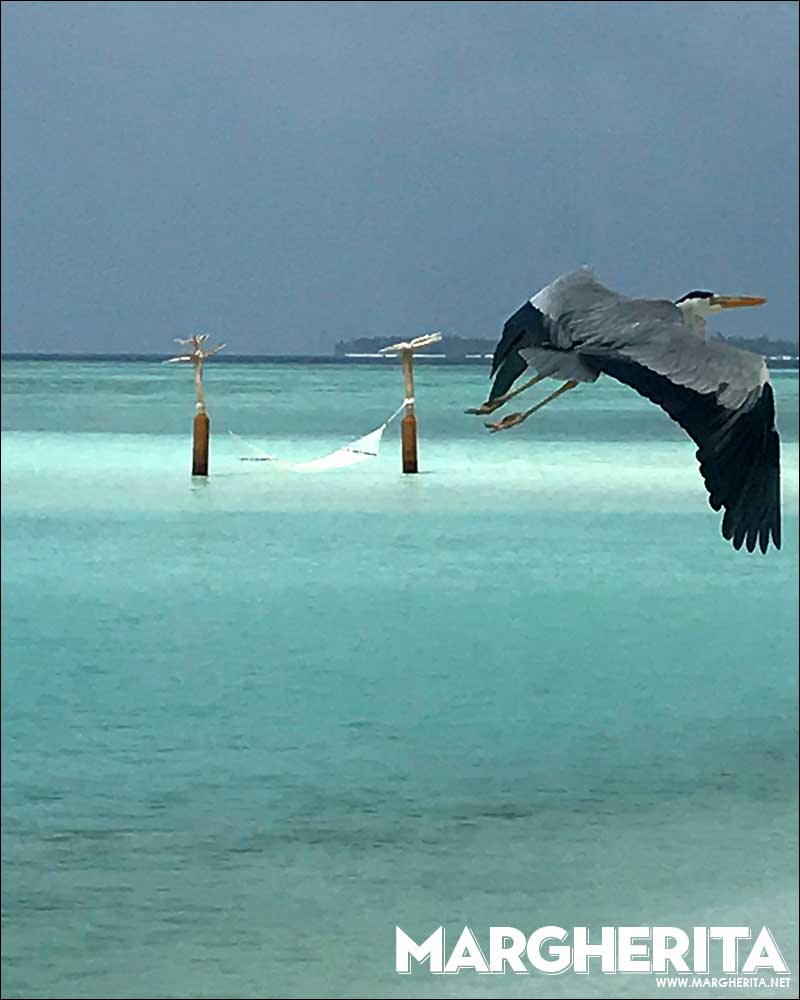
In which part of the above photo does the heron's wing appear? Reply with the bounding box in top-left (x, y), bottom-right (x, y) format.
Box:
top-left (576, 323), bottom-right (780, 553)
top-left (489, 269), bottom-right (622, 398)
top-left (567, 299), bottom-right (769, 408)
top-left (529, 267), bottom-right (628, 333)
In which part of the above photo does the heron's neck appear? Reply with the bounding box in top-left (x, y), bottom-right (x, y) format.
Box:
top-left (676, 302), bottom-right (708, 338)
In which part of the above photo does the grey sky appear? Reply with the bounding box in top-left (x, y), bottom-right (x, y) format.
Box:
top-left (1, 1), bottom-right (797, 354)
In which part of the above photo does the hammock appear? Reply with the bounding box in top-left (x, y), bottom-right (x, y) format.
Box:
top-left (230, 401), bottom-right (407, 473)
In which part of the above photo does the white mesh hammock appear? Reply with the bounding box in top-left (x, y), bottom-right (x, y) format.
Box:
top-left (230, 401), bottom-right (407, 473)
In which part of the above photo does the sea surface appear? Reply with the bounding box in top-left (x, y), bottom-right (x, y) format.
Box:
top-left (2, 359), bottom-right (798, 999)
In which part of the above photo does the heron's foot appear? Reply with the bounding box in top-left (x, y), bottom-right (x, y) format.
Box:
top-left (465, 399), bottom-right (503, 416)
top-left (485, 411), bottom-right (527, 433)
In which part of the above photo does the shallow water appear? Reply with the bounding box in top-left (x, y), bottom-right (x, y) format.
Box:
top-left (2, 360), bottom-right (798, 998)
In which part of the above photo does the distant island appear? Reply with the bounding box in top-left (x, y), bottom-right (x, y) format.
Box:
top-left (334, 334), bottom-right (799, 368)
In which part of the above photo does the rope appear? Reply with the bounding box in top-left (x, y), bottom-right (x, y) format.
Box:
top-left (228, 430), bottom-right (275, 461)
top-left (386, 401), bottom-right (408, 425)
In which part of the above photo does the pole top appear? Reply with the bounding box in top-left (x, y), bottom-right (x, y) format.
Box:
top-left (379, 332), bottom-right (443, 354)
top-left (164, 333), bottom-right (226, 365)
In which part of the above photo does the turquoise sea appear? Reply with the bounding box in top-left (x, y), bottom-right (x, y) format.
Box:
top-left (1, 359), bottom-right (798, 999)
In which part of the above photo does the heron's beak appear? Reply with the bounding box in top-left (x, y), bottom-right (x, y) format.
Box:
top-left (710, 295), bottom-right (766, 310)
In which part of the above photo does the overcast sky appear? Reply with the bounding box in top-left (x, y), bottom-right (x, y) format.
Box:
top-left (1, 1), bottom-right (797, 354)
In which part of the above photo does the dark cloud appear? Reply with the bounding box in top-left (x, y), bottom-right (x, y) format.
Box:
top-left (2, 1), bottom-right (797, 353)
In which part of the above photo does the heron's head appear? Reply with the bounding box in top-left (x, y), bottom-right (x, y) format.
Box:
top-left (675, 289), bottom-right (766, 314)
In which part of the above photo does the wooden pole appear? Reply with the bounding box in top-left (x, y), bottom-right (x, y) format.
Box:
top-left (192, 406), bottom-right (210, 477)
top-left (164, 334), bottom-right (225, 480)
top-left (401, 348), bottom-right (418, 474)
top-left (379, 332), bottom-right (441, 475)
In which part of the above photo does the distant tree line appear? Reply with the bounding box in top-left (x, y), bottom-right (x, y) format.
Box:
top-left (335, 334), bottom-right (799, 359)
top-left (723, 336), bottom-right (799, 358)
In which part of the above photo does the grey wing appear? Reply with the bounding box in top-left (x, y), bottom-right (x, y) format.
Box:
top-left (529, 266), bottom-right (629, 329)
top-left (488, 269), bottom-right (623, 399)
top-left (571, 309), bottom-right (780, 553)
top-left (566, 298), bottom-right (769, 409)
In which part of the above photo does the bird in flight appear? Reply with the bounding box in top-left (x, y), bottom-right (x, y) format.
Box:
top-left (466, 269), bottom-right (780, 553)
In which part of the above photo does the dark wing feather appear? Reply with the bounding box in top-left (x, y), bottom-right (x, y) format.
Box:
top-left (490, 348), bottom-right (529, 402)
top-left (584, 354), bottom-right (781, 553)
top-left (490, 302), bottom-right (552, 376)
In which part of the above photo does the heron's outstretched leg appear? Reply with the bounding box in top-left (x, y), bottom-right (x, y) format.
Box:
top-left (465, 373), bottom-right (547, 415)
top-left (486, 380), bottom-right (579, 433)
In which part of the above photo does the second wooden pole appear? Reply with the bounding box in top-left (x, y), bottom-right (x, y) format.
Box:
top-left (401, 348), bottom-right (418, 474)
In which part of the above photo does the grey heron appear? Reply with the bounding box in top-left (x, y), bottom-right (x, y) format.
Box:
top-left (467, 269), bottom-right (780, 553)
